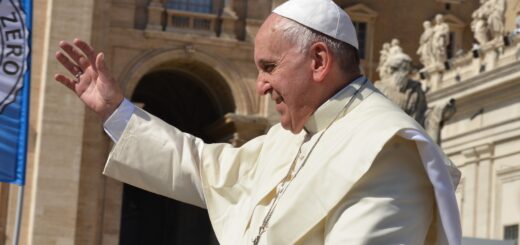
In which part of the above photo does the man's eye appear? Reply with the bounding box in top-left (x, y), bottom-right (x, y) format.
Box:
top-left (264, 64), bottom-right (275, 73)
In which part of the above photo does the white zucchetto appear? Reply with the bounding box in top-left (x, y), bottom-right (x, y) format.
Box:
top-left (273, 0), bottom-right (359, 50)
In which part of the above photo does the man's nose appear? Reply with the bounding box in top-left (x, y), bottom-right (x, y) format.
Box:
top-left (256, 76), bottom-right (272, 96)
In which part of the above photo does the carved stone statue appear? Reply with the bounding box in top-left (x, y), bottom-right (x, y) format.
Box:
top-left (514, 13), bottom-right (520, 35)
top-left (425, 99), bottom-right (457, 144)
top-left (431, 14), bottom-right (450, 67)
top-left (472, 10), bottom-right (489, 44)
top-left (376, 42), bottom-right (391, 79)
top-left (417, 21), bottom-right (434, 68)
top-left (377, 39), bottom-right (405, 80)
top-left (375, 48), bottom-right (428, 126)
top-left (487, 0), bottom-right (507, 41)
top-left (389, 38), bottom-right (403, 55)
top-left (375, 44), bottom-right (456, 144)
top-left (471, 0), bottom-right (507, 44)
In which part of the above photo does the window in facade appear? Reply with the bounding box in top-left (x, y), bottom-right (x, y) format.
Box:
top-left (344, 4), bottom-right (378, 79)
top-left (167, 0), bottom-right (212, 13)
top-left (353, 21), bottom-right (367, 59)
top-left (504, 224), bottom-right (519, 242)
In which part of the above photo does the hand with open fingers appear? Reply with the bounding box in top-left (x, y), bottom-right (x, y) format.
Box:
top-left (54, 38), bottom-right (124, 121)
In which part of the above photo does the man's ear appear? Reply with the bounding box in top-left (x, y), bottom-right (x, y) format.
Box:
top-left (309, 42), bottom-right (331, 82)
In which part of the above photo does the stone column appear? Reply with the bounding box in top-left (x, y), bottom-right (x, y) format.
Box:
top-left (224, 0), bottom-right (234, 9)
top-left (483, 46), bottom-right (499, 71)
top-left (462, 144), bottom-right (494, 238)
top-left (220, 0), bottom-right (238, 39)
top-left (428, 68), bottom-right (443, 91)
top-left (146, 0), bottom-right (164, 31)
top-left (461, 147), bottom-right (478, 237)
top-left (474, 144), bottom-right (494, 238)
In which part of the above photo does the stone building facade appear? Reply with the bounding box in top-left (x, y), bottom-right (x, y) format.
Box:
top-left (425, 32), bottom-right (520, 243)
top-left (0, 0), bottom-right (519, 244)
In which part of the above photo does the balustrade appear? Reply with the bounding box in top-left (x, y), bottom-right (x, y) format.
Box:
top-left (146, 0), bottom-right (238, 39)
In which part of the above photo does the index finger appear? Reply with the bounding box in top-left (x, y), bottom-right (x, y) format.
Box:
top-left (73, 38), bottom-right (97, 70)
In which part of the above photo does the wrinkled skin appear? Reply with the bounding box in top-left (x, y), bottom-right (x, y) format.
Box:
top-left (254, 15), bottom-right (317, 133)
top-left (54, 39), bottom-right (124, 121)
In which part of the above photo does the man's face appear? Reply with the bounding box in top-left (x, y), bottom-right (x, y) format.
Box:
top-left (254, 15), bottom-right (314, 133)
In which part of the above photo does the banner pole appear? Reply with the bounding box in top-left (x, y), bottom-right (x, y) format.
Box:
top-left (12, 0), bottom-right (31, 243)
top-left (12, 186), bottom-right (24, 245)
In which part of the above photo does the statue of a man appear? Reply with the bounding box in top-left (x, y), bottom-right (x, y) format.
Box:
top-left (486, 0), bottom-right (507, 41)
top-left (432, 14), bottom-right (450, 67)
top-left (389, 38), bottom-right (403, 55)
top-left (425, 99), bottom-right (457, 144)
top-left (417, 21), bottom-right (434, 67)
top-left (471, 10), bottom-right (489, 44)
top-left (471, 0), bottom-right (507, 44)
top-left (514, 12), bottom-right (520, 35)
top-left (375, 51), bottom-right (428, 126)
top-left (376, 42), bottom-right (391, 79)
top-left (375, 44), bottom-right (456, 144)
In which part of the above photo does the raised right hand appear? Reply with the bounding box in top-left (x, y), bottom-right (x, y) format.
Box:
top-left (54, 38), bottom-right (124, 121)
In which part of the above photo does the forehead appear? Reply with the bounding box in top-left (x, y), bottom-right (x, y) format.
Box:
top-left (256, 14), bottom-right (280, 41)
top-left (254, 15), bottom-right (290, 59)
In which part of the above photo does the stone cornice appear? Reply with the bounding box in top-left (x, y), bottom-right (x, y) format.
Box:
top-left (427, 60), bottom-right (520, 102)
top-left (443, 117), bottom-right (520, 155)
top-left (109, 27), bottom-right (255, 50)
top-left (461, 143), bottom-right (494, 160)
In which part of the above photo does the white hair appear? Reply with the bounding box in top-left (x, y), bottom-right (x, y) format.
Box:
top-left (273, 17), bottom-right (359, 73)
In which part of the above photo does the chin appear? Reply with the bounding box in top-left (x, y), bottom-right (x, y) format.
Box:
top-left (280, 120), bottom-right (290, 130)
top-left (280, 119), bottom-right (293, 131)
top-left (280, 121), bottom-right (303, 134)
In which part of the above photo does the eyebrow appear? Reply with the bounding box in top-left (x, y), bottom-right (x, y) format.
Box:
top-left (258, 59), bottom-right (276, 67)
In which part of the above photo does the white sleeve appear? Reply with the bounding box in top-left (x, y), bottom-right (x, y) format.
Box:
top-left (103, 106), bottom-right (208, 208)
top-left (103, 98), bottom-right (135, 142)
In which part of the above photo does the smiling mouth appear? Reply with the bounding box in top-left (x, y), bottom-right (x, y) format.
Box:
top-left (271, 91), bottom-right (284, 104)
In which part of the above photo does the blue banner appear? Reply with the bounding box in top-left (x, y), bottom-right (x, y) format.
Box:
top-left (0, 0), bottom-right (32, 185)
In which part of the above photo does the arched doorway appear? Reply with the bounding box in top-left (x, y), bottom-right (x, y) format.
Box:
top-left (119, 67), bottom-right (234, 245)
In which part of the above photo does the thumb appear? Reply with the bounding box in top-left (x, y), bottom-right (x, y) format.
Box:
top-left (96, 52), bottom-right (112, 84)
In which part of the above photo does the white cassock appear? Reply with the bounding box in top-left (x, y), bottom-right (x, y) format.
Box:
top-left (103, 76), bottom-right (462, 245)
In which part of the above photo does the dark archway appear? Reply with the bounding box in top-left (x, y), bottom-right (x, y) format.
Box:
top-left (119, 69), bottom-right (233, 245)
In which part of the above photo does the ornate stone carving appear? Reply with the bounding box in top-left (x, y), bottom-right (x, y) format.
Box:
top-left (514, 14), bottom-right (520, 35)
top-left (377, 39), bottom-right (404, 79)
top-left (417, 21), bottom-right (435, 68)
top-left (424, 99), bottom-right (457, 144)
top-left (487, 0), bottom-right (507, 40)
top-left (471, 0), bottom-right (507, 44)
top-left (472, 10), bottom-right (489, 45)
top-left (431, 14), bottom-right (450, 68)
top-left (389, 38), bottom-right (403, 55)
top-left (375, 45), bottom-right (428, 126)
top-left (376, 42), bottom-right (391, 79)
top-left (375, 43), bottom-right (456, 144)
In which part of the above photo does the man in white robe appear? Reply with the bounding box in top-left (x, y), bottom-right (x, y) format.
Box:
top-left (54, 0), bottom-right (461, 244)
